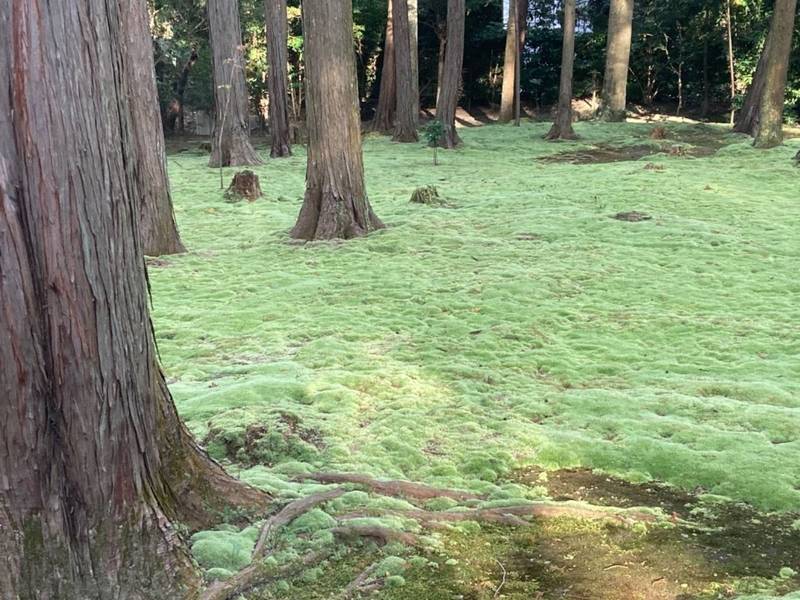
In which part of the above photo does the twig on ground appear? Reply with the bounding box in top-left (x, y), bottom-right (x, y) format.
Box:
top-left (493, 559), bottom-right (507, 599)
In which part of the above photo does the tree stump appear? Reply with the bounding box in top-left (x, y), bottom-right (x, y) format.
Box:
top-left (650, 126), bottom-right (667, 139)
top-left (224, 170), bottom-right (263, 202)
top-left (409, 185), bottom-right (444, 205)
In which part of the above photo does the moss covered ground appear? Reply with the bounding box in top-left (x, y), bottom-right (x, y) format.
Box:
top-left (156, 121), bottom-right (800, 598)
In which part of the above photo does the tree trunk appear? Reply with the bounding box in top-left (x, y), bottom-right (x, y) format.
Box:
top-left (392, 0), bottom-right (419, 141)
top-left (734, 32), bottom-right (770, 135)
top-left (436, 0), bottom-right (466, 149)
top-left (753, 0), bottom-right (797, 148)
top-left (291, 0), bottom-right (385, 240)
top-left (124, 0), bottom-right (186, 256)
top-left (597, 0), bottom-right (633, 121)
top-left (165, 50), bottom-right (198, 134)
top-left (409, 0), bottom-right (420, 124)
top-left (0, 1), bottom-right (266, 597)
top-left (265, 0), bottom-right (292, 157)
top-left (373, 0), bottom-right (397, 132)
top-left (436, 24), bottom-right (447, 106)
top-left (546, 0), bottom-right (577, 139)
top-left (208, 0), bottom-right (262, 167)
top-left (725, 0), bottom-right (736, 125)
top-left (499, 0), bottom-right (527, 123)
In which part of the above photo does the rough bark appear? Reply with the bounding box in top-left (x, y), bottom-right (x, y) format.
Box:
top-left (499, 0), bottom-right (527, 123)
top-left (373, 0), bottom-right (397, 132)
top-left (436, 24), bottom-right (447, 105)
top-left (546, 0), bottom-right (577, 140)
top-left (123, 0), bottom-right (186, 256)
top-left (597, 0), bottom-right (633, 122)
top-left (265, 0), bottom-right (292, 157)
top-left (409, 0), bottom-right (420, 124)
top-left (208, 0), bottom-right (262, 167)
top-left (753, 0), bottom-right (798, 148)
top-left (734, 33), bottom-right (770, 136)
top-left (392, 0), bottom-right (419, 142)
top-left (0, 1), bottom-right (266, 597)
top-left (291, 0), bottom-right (385, 240)
top-left (436, 0), bottom-right (466, 149)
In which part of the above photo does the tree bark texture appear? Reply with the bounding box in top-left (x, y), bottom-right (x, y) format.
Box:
top-left (436, 0), bottom-right (466, 149)
top-left (753, 0), bottom-right (797, 148)
top-left (499, 0), bottom-right (527, 123)
top-left (123, 0), bottom-right (186, 256)
top-left (546, 0), bottom-right (577, 140)
top-left (734, 32), bottom-right (770, 136)
top-left (0, 1), bottom-right (266, 597)
top-left (409, 0), bottom-right (420, 124)
top-left (208, 0), bottom-right (262, 167)
top-left (373, 0), bottom-right (397, 132)
top-left (265, 0), bottom-right (292, 157)
top-left (597, 0), bottom-right (633, 121)
top-left (291, 0), bottom-right (385, 240)
top-left (392, 0), bottom-right (419, 141)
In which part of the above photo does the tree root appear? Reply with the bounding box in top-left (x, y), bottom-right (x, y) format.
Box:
top-left (342, 561), bottom-right (382, 599)
top-left (294, 472), bottom-right (486, 502)
top-left (252, 487), bottom-right (347, 559)
top-left (331, 525), bottom-right (419, 546)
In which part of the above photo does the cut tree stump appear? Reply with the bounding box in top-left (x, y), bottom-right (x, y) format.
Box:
top-left (225, 170), bottom-right (263, 202)
top-left (409, 185), bottom-right (447, 206)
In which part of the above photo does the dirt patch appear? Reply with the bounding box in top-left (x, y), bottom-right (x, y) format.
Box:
top-left (612, 211), bottom-right (652, 222)
top-left (538, 143), bottom-right (660, 165)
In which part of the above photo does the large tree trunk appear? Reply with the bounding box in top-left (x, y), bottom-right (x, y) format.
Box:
top-left (499, 0), bottom-right (527, 123)
top-left (436, 0), bottom-right (466, 149)
top-left (392, 0), bottom-right (419, 141)
top-left (753, 0), bottom-right (797, 148)
top-left (208, 0), bottom-right (262, 167)
top-left (0, 1), bottom-right (266, 597)
top-left (733, 33), bottom-right (770, 136)
top-left (265, 0), bottom-right (292, 157)
top-left (409, 0), bottom-right (420, 124)
top-left (546, 0), bottom-right (577, 140)
top-left (373, 0), bottom-right (397, 132)
top-left (124, 0), bottom-right (186, 256)
top-left (597, 0), bottom-right (633, 122)
top-left (291, 0), bottom-right (385, 240)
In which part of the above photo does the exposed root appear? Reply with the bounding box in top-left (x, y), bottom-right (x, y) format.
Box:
top-left (343, 561), bottom-right (382, 599)
top-left (252, 487), bottom-right (347, 559)
top-left (295, 472), bottom-right (486, 502)
top-left (331, 525), bottom-right (419, 546)
top-left (200, 549), bottom-right (327, 600)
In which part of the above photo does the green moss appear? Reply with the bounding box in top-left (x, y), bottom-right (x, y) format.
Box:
top-left (190, 529), bottom-right (253, 571)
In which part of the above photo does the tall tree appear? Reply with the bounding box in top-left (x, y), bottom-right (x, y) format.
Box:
top-left (436, 0), bottom-right (466, 148)
top-left (291, 0), bottom-right (385, 240)
top-left (0, 0), bottom-right (266, 596)
top-left (499, 0), bottom-right (527, 123)
top-left (546, 0), bottom-right (577, 140)
top-left (265, 0), bottom-right (292, 157)
top-left (373, 0), bottom-right (397, 132)
top-left (208, 0), bottom-right (262, 167)
top-left (753, 0), bottom-right (798, 148)
top-left (597, 0), bottom-right (634, 122)
top-left (409, 0), bottom-right (420, 123)
top-left (734, 33), bottom-right (771, 136)
top-left (124, 0), bottom-right (186, 256)
top-left (392, 0), bottom-right (419, 141)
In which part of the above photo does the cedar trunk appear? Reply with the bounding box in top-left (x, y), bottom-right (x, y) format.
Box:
top-left (733, 33), bottom-right (770, 136)
top-left (0, 1), bottom-right (266, 597)
top-left (373, 0), bottom-right (397, 132)
top-left (409, 0), bottom-right (420, 125)
top-left (436, 0), bottom-right (466, 149)
top-left (392, 0), bottom-right (419, 142)
top-left (597, 0), bottom-right (634, 122)
top-left (291, 0), bottom-right (385, 240)
top-left (546, 0), bottom-right (577, 140)
top-left (124, 0), bottom-right (186, 256)
top-left (208, 0), bottom-right (262, 167)
top-left (753, 0), bottom-right (797, 148)
top-left (499, 0), bottom-right (527, 123)
top-left (265, 0), bottom-right (292, 157)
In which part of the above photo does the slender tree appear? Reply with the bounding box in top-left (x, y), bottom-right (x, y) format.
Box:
top-left (753, 0), bottom-right (797, 148)
top-left (392, 0), bottom-right (419, 141)
top-left (373, 0), bottom-right (397, 131)
top-left (546, 0), bottom-right (577, 140)
top-left (265, 0), bottom-right (292, 157)
top-left (499, 0), bottom-right (527, 123)
top-left (291, 0), bottom-right (384, 240)
top-left (208, 0), bottom-right (262, 166)
top-left (597, 0), bottom-right (634, 121)
top-left (409, 0), bottom-right (420, 124)
top-left (436, 0), bottom-right (466, 148)
top-left (124, 0), bottom-right (186, 256)
top-left (0, 0), bottom-right (266, 596)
